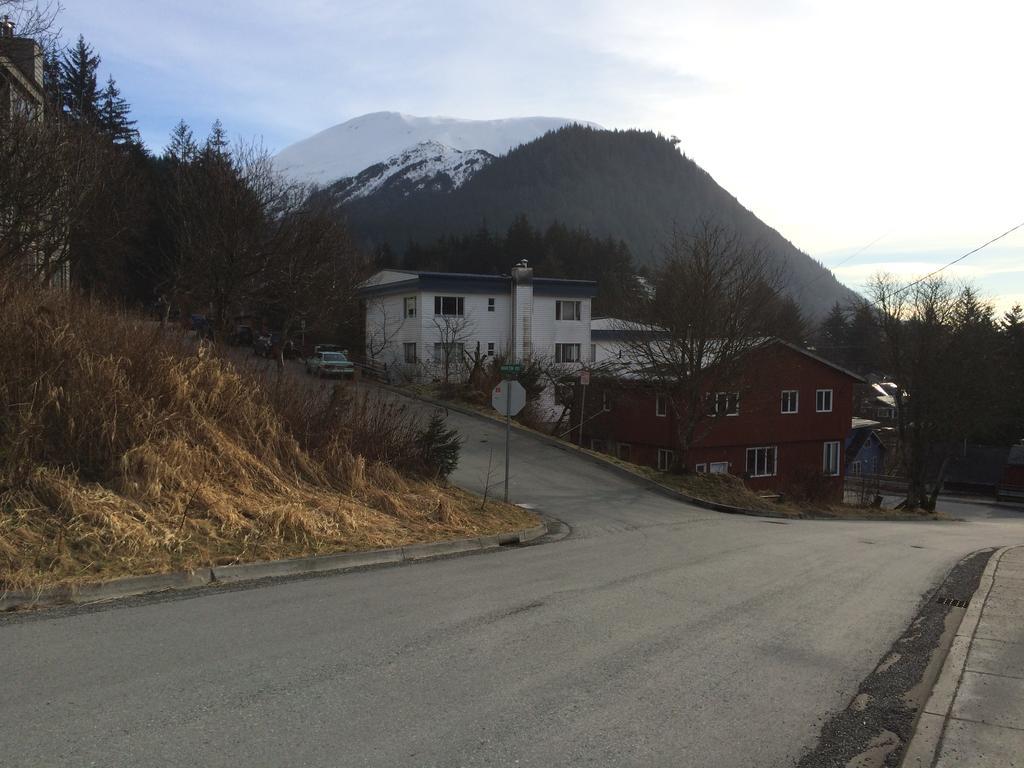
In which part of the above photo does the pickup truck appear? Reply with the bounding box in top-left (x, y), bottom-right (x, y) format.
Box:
top-left (305, 350), bottom-right (355, 378)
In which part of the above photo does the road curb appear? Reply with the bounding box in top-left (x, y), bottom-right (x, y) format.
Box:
top-left (899, 545), bottom-right (1018, 767)
top-left (0, 523), bottom-right (548, 612)
top-left (380, 384), bottom-right (805, 521)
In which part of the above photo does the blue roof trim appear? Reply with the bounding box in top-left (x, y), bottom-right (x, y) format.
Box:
top-left (357, 277), bottom-right (422, 297)
top-left (357, 271), bottom-right (598, 298)
top-left (534, 278), bottom-right (598, 298)
top-left (591, 328), bottom-right (664, 341)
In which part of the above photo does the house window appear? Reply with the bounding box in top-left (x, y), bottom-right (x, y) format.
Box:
top-left (433, 342), bottom-right (465, 363)
top-left (434, 296), bottom-right (464, 316)
top-left (487, 298), bottom-right (495, 312)
top-left (404, 296), bottom-right (417, 318)
top-left (695, 463), bottom-right (707, 474)
top-left (657, 448), bottom-right (675, 472)
top-left (554, 343), bottom-right (581, 363)
top-left (711, 392), bottom-right (740, 416)
top-left (555, 300), bottom-right (581, 321)
top-left (709, 461), bottom-right (729, 474)
top-left (403, 342), bottom-right (416, 364)
top-left (816, 389), bottom-right (833, 413)
top-left (851, 460), bottom-right (862, 476)
top-left (617, 443), bottom-right (631, 461)
top-left (590, 343), bottom-right (597, 362)
top-left (823, 441), bottom-right (841, 476)
top-left (655, 394), bottom-right (668, 417)
top-left (487, 342), bottom-right (495, 356)
top-left (590, 439), bottom-right (607, 453)
top-left (781, 390), bottom-right (799, 414)
top-left (746, 446), bottom-right (777, 477)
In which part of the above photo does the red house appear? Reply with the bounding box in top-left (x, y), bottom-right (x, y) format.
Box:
top-left (581, 340), bottom-right (863, 497)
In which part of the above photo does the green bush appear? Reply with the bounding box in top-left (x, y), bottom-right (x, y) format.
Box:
top-left (416, 412), bottom-right (463, 480)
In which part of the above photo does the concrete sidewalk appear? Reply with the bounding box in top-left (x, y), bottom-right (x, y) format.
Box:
top-left (905, 546), bottom-right (1024, 767)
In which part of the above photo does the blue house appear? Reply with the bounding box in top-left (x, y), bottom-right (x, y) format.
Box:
top-left (846, 418), bottom-right (886, 476)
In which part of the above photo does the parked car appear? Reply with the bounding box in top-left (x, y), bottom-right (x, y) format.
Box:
top-left (313, 344), bottom-right (343, 356)
top-left (306, 350), bottom-right (355, 378)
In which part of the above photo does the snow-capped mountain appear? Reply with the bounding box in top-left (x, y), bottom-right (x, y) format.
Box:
top-left (274, 111), bottom-right (600, 186)
top-left (326, 140), bottom-right (494, 203)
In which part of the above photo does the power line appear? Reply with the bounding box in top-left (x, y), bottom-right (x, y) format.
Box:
top-left (897, 219), bottom-right (1024, 293)
top-left (828, 231), bottom-right (890, 272)
top-left (804, 230), bottom-right (889, 294)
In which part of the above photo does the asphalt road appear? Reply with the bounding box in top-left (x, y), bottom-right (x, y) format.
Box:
top-left (4, 388), bottom-right (1024, 767)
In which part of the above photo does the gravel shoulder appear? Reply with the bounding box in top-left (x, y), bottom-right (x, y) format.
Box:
top-left (796, 548), bottom-right (995, 768)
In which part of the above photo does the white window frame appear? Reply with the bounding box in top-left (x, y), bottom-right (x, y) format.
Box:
top-left (486, 342), bottom-right (495, 356)
top-left (655, 393), bottom-right (668, 417)
top-left (823, 441), bottom-right (841, 476)
top-left (487, 297), bottom-right (495, 312)
top-left (746, 446), bottom-right (777, 477)
top-left (555, 300), bottom-right (581, 321)
top-left (781, 389), bottom-right (799, 414)
top-left (709, 461), bottom-right (729, 475)
top-left (695, 463), bottom-right (707, 474)
top-left (404, 296), bottom-right (417, 318)
top-left (657, 448), bottom-right (675, 472)
top-left (554, 343), bottom-right (581, 363)
top-left (816, 388), bottom-right (833, 413)
top-left (434, 296), bottom-right (465, 316)
top-left (403, 342), bottom-right (416, 364)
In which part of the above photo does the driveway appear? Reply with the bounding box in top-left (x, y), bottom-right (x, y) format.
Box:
top-left (3, 388), bottom-right (1024, 767)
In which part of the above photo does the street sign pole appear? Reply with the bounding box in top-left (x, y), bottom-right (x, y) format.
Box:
top-left (577, 369), bottom-right (590, 448)
top-left (504, 388), bottom-right (511, 502)
top-left (578, 380), bottom-right (587, 447)
top-left (491, 379), bottom-right (525, 504)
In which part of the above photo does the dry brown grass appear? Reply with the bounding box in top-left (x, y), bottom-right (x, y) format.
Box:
top-left (0, 280), bottom-right (537, 592)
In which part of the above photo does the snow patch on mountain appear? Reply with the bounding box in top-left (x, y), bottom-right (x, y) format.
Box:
top-left (328, 141), bottom-right (494, 203)
top-left (275, 111), bottom-right (600, 186)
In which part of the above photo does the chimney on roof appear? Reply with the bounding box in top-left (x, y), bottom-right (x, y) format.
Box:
top-left (511, 259), bottom-right (532, 284)
top-left (0, 18), bottom-right (44, 91)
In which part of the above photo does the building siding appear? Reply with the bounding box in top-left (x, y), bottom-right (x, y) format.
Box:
top-left (582, 343), bottom-right (858, 497)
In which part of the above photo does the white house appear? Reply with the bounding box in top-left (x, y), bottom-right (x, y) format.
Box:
top-left (358, 262), bottom-right (596, 382)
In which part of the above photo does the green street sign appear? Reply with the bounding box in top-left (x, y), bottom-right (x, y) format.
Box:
top-left (500, 363), bottom-right (523, 375)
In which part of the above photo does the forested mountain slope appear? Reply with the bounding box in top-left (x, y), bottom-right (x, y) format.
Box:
top-left (335, 126), bottom-right (857, 316)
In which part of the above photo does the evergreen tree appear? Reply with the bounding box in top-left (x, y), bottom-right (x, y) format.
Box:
top-left (205, 118), bottom-right (229, 157)
top-left (165, 119), bottom-right (198, 163)
top-left (817, 302), bottom-right (849, 351)
top-left (98, 76), bottom-right (139, 145)
top-left (416, 412), bottom-right (462, 480)
top-left (847, 301), bottom-right (880, 373)
top-left (41, 48), bottom-right (63, 118)
top-left (1000, 303), bottom-right (1023, 339)
top-left (60, 34), bottom-right (101, 125)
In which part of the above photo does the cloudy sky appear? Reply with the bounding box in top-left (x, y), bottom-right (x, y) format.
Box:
top-left (59, 0), bottom-right (1024, 309)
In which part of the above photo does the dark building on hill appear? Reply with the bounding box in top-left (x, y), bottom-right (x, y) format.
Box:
top-left (0, 16), bottom-right (44, 125)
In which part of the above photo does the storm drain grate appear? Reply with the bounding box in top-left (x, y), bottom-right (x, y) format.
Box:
top-left (935, 596), bottom-right (969, 608)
